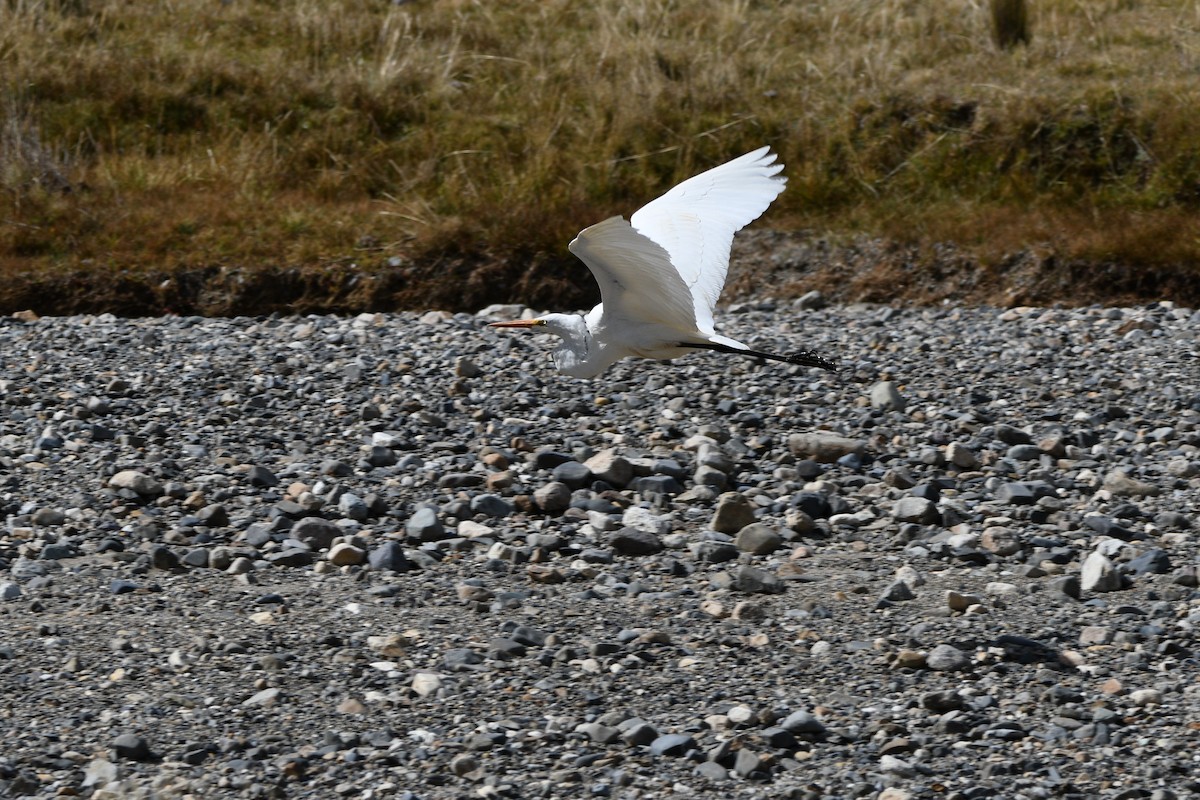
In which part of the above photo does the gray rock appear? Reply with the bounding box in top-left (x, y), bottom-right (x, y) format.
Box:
top-left (869, 381), bottom-right (906, 411)
top-left (620, 721), bottom-right (659, 746)
top-left (108, 470), bottom-right (162, 496)
top-left (1103, 470), bottom-right (1161, 497)
top-left (995, 482), bottom-right (1035, 505)
top-left (609, 528), bottom-right (664, 555)
top-left (533, 481), bottom-right (571, 513)
top-left (893, 496), bottom-right (938, 524)
top-left (266, 549), bottom-right (313, 568)
top-left (926, 644), bottom-right (970, 671)
top-left (112, 733), bottom-right (156, 762)
top-left (787, 432), bottom-right (866, 462)
top-left (576, 722), bottom-right (621, 744)
top-left (780, 709), bottom-right (827, 735)
top-left (649, 733), bottom-right (697, 757)
top-left (733, 523), bottom-right (783, 554)
top-left (443, 648), bottom-right (485, 672)
top-left (980, 526), bottom-right (1021, 556)
top-left (584, 449), bottom-right (633, 487)
top-left (693, 464), bottom-right (728, 490)
top-left (406, 507), bottom-right (446, 541)
top-left (196, 503), bottom-right (229, 527)
top-left (486, 638), bottom-right (525, 660)
top-left (622, 506), bottom-right (672, 535)
top-left (994, 424), bottom-right (1032, 445)
top-left (470, 493), bottom-right (513, 517)
top-left (730, 565), bottom-right (785, 594)
top-left (31, 508), bottom-right (65, 526)
top-left (291, 517), bottom-right (340, 550)
top-left (368, 541), bottom-right (415, 572)
top-left (338, 492), bottom-right (369, 521)
top-left (247, 465), bottom-right (279, 487)
top-left (946, 442), bottom-right (979, 469)
top-left (366, 445), bottom-right (398, 467)
top-left (551, 460), bottom-right (592, 489)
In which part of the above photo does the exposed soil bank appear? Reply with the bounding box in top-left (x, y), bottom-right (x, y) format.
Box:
top-left (2, 232), bottom-right (1195, 318)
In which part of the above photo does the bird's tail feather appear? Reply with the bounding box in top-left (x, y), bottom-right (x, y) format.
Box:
top-left (679, 341), bottom-right (837, 372)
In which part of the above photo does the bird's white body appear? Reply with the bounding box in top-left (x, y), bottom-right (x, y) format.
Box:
top-left (491, 147), bottom-right (835, 377)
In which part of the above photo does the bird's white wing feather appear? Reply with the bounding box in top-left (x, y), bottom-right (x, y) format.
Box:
top-left (568, 216), bottom-right (700, 335)
top-left (628, 146), bottom-right (786, 333)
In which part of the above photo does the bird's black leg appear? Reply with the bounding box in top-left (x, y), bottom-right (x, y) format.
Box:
top-left (679, 341), bottom-right (837, 372)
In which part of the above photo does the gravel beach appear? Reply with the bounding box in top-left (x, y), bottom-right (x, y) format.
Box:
top-left (1, 301), bottom-right (1198, 800)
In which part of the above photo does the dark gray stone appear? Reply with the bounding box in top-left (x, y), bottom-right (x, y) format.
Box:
top-left (291, 517), bottom-right (340, 550)
top-left (609, 527), bottom-right (663, 556)
top-left (406, 507), bottom-right (446, 541)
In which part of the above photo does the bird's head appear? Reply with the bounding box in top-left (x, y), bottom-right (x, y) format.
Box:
top-left (489, 313), bottom-right (596, 377)
top-left (488, 313), bottom-right (581, 338)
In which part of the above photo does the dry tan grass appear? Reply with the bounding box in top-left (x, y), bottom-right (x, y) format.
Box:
top-left (2, 0), bottom-right (1200, 307)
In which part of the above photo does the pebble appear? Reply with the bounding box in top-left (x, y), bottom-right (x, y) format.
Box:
top-left (533, 481), bottom-right (571, 512)
top-left (925, 644), bottom-right (970, 671)
top-left (869, 381), bottom-right (906, 411)
top-left (609, 528), bottom-right (663, 555)
top-left (327, 542), bottom-right (365, 566)
top-left (291, 517), bottom-right (340, 550)
top-left (649, 733), bottom-right (696, 757)
top-left (710, 492), bottom-right (757, 533)
top-left (733, 523), bottom-right (783, 554)
top-left (1080, 551), bottom-right (1123, 593)
top-left (111, 733), bottom-right (155, 762)
top-left (893, 496), bottom-right (938, 524)
top-left (108, 470), bottom-right (163, 496)
top-left (411, 672), bottom-right (443, 697)
top-left (405, 507), bottom-right (446, 541)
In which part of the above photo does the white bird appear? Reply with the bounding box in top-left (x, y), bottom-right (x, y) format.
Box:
top-left (489, 146), bottom-right (836, 378)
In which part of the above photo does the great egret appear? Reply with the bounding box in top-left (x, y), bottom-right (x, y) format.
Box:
top-left (490, 146), bottom-right (836, 379)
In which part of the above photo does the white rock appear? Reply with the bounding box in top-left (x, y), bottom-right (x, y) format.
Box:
top-left (411, 672), bottom-right (443, 697)
top-left (1080, 551), bottom-right (1123, 593)
top-left (622, 506), bottom-right (671, 536)
top-left (108, 470), bottom-right (163, 495)
top-left (895, 565), bottom-right (926, 587)
top-left (456, 520), bottom-right (495, 538)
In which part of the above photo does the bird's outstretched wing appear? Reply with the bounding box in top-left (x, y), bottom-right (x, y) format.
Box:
top-left (628, 146), bottom-right (786, 333)
top-left (568, 216), bottom-right (700, 335)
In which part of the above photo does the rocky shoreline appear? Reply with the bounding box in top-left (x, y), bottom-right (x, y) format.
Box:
top-left (1, 301), bottom-right (1198, 799)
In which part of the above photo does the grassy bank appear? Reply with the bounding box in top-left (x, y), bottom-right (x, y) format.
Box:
top-left (3, 0), bottom-right (1200, 314)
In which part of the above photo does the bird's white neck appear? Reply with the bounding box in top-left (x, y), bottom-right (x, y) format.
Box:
top-left (534, 311), bottom-right (623, 379)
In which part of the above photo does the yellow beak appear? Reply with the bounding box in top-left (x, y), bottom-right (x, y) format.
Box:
top-left (489, 320), bottom-right (544, 328)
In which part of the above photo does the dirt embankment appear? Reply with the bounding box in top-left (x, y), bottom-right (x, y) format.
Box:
top-left (2, 232), bottom-right (1196, 318)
